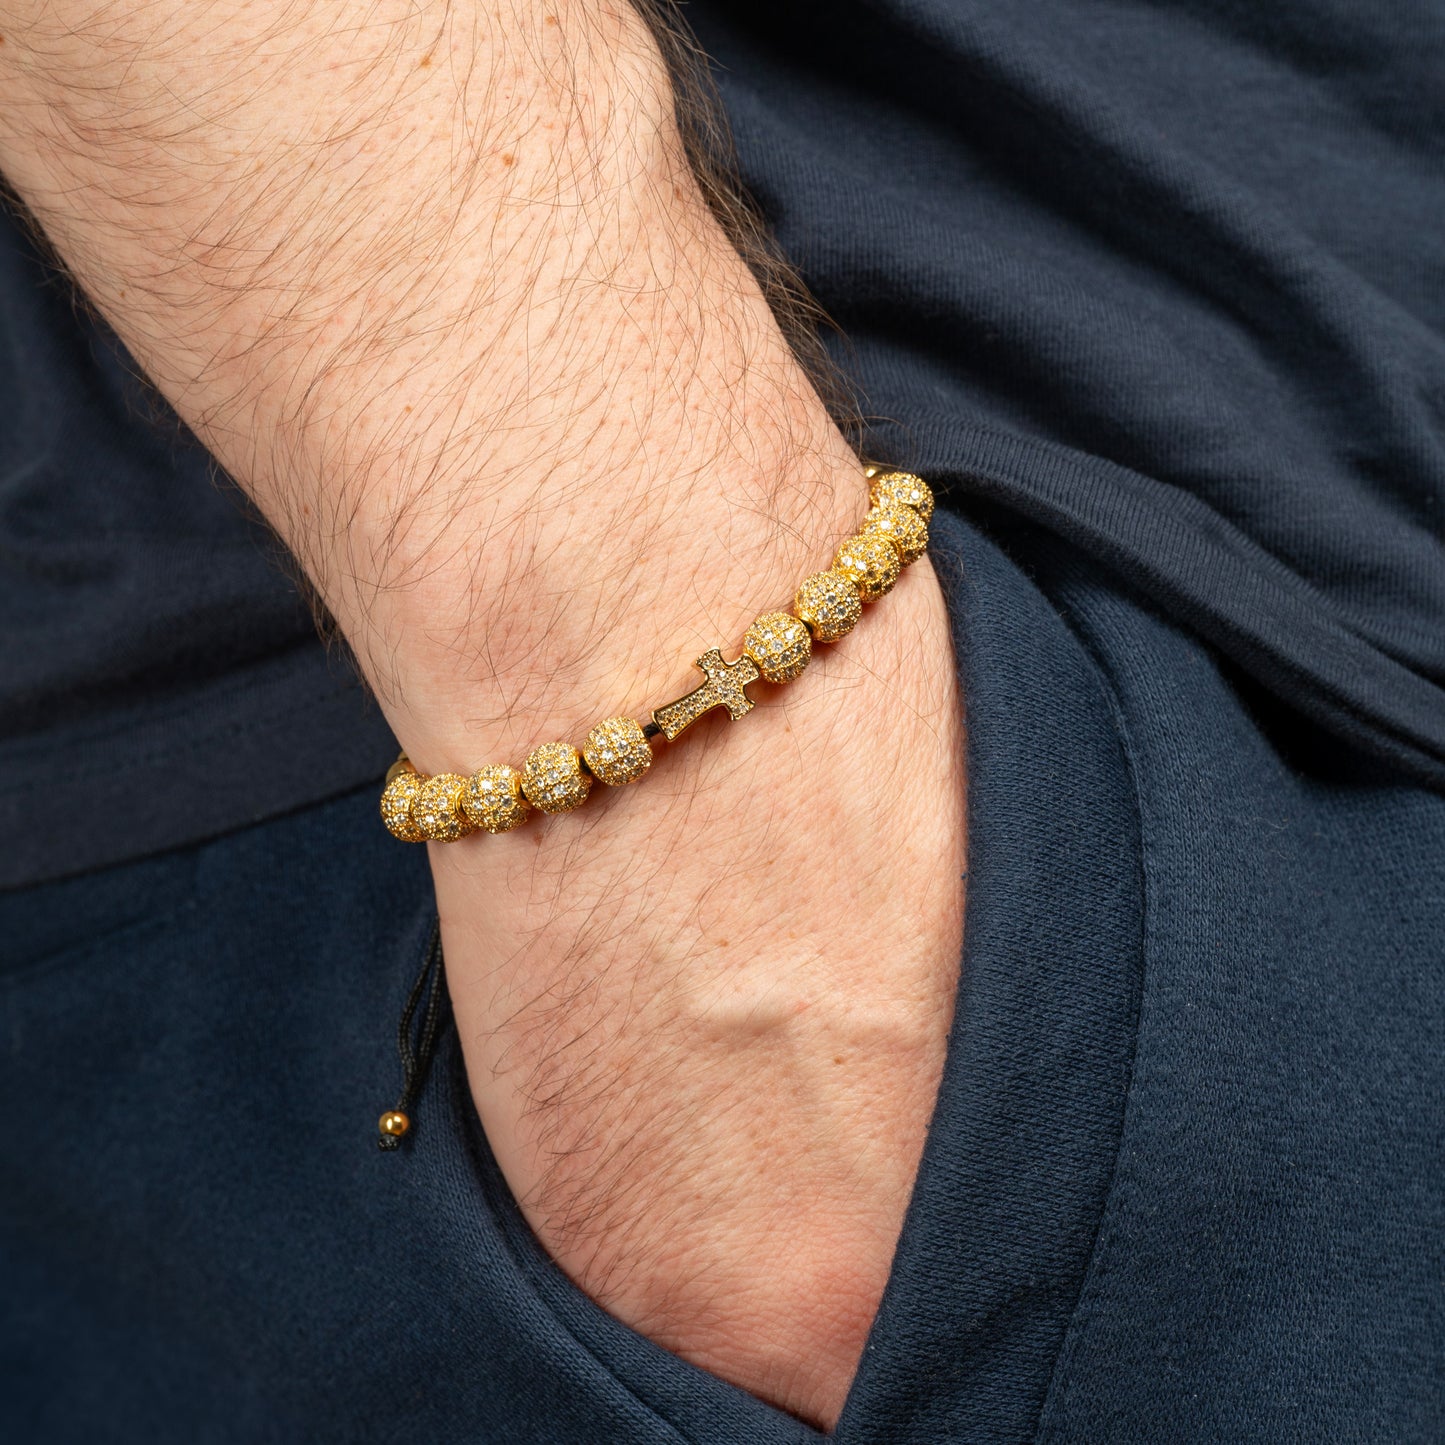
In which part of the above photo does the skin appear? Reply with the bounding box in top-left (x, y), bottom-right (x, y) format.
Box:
top-left (0, 0), bottom-right (966, 1425)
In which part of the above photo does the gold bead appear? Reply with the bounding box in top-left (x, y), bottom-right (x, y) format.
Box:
top-left (582, 717), bottom-right (653, 786)
top-left (384, 754), bottom-right (416, 786)
top-left (743, 610), bottom-right (812, 683)
top-left (793, 569), bottom-right (864, 643)
top-left (833, 531), bottom-right (901, 602)
top-left (462, 764), bottom-right (532, 833)
top-left (521, 741), bottom-right (593, 813)
top-left (380, 768), bottom-right (426, 842)
top-left (379, 1110), bottom-right (410, 1137)
top-left (861, 502), bottom-right (930, 565)
top-left (869, 469), bottom-right (934, 524)
top-left (414, 772), bottom-right (474, 841)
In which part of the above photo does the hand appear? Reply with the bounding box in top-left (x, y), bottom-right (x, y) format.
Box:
top-left (431, 530), bottom-right (965, 1427)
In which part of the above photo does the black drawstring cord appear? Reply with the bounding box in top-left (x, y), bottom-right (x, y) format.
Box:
top-left (377, 917), bottom-right (450, 1150)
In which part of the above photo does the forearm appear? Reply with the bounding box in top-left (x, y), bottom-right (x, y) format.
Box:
top-left (0, 0), bottom-right (854, 749)
top-left (0, 0), bottom-right (707, 509)
top-left (0, 4), bottom-right (966, 1427)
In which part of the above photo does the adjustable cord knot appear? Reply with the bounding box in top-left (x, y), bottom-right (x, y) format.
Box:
top-left (376, 919), bottom-right (448, 1151)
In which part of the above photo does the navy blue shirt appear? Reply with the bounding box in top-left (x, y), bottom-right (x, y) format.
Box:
top-left (1, 1), bottom-right (1441, 1439)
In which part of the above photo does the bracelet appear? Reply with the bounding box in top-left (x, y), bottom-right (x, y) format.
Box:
top-left (379, 466), bottom-right (934, 843)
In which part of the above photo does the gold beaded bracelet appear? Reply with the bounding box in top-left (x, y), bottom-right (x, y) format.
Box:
top-left (379, 466), bottom-right (934, 843)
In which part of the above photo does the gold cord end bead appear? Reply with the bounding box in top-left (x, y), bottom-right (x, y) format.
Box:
top-left (380, 768), bottom-right (427, 842)
top-left (833, 531), bottom-right (902, 602)
top-left (743, 611), bottom-right (812, 683)
top-left (379, 1110), bottom-right (410, 1138)
top-left (463, 764), bottom-right (531, 833)
top-left (415, 772), bottom-right (475, 841)
top-left (862, 502), bottom-right (930, 565)
top-left (868, 469), bottom-right (934, 524)
top-left (793, 569), bottom-right (864, 643)
top-left (583, 717), bottom-right (654, 786)
top-left (522, 742), bottom-right (593, 813)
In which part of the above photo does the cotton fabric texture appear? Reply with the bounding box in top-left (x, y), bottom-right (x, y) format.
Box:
top-left (1, 0), bottom-right (1442, 1440)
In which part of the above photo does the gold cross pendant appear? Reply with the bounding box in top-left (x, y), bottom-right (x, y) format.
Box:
top-left (651, 647), bottom-right (761, 742)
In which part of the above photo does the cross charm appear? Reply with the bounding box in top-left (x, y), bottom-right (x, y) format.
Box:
top-left (651, 647), bottom-right (761, 741)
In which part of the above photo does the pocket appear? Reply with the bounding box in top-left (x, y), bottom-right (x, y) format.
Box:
top-left (832, 508), bottom-right (1146, 1443)
top-left (453, 1036), bottom-right (823, 1445)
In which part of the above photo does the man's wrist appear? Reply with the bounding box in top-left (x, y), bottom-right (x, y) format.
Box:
top-left (364, 421), bottom-right (866, 778)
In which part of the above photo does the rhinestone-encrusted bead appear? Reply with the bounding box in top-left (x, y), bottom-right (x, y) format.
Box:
top-left (861, 502), bottom-right (929, 565)
top-left (833, 532), bottom-right (901, 602)
top-left (582, 716), bottom-right (653, 786)
top-left (521, 741), bottom-right (593, 813)
top-left (793, 569), bottom-right (864, 643)
top-left (462, 764), bottom-right (531, 833)
top-left (868, 469), bottom-right (934, 524)
top-left (380, 768), bottom-right (426, 842)
top-left (414, 772), bottom-right (474, 841)
top-left (743, 610), bottom-right (812, 683)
